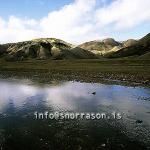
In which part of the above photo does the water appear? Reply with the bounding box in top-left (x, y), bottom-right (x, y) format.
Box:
top-left (0, 79), bottom-right (150, 150)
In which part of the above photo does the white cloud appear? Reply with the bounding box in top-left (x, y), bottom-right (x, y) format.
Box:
top-left (0, 17), bottom-right (5, 29)
top-left (0, 0), bottom-right (150, 44)
top-left (40, 0), bottom-right (98, 43)
top-left (95, 0), bottom-right (150, 30)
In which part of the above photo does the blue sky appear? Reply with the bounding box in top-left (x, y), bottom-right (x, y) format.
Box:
top-left (0, 0), bottom-right (73, 19)
top-left (0, 0), bottom-right (150, 44)
top-left (0, 0), bottom-right (113, 19)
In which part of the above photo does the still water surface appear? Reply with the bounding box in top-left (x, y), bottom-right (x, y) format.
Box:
top-left (0, 79), bottom-right (150, 150)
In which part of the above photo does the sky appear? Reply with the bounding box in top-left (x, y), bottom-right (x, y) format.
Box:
top-left (0, 0), bottom-right (150, 44)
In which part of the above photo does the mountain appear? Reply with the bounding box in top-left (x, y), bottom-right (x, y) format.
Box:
top-left (0, 33), bottom-right (150, 61)
top-left (122, 39), bottom-right (137, 47)
top-left (0, 38), bottom-right (97, 61)
top-left (79, 38), bottom-right (122, 56)
top-left (79, 38), bottom-right (138, 56)
top-left (105, 33), bottom-right (150, 58)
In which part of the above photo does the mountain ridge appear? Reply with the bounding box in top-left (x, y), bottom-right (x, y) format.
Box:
top-left (79, 38), bottom-right (138, 56)
top-left (0, 33), bottom-right (150, 61)
top-left (105, 33), bottom-right (150, 58)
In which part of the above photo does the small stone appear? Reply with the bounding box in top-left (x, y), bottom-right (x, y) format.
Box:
top-left (92, 92), bottom-right (96, 95)
top-left (143, 80), bottom-right (149, 84)
top-left (136, 120), bottom-right (143, 124)
top-left (101, 143), bottom-right (106, 147)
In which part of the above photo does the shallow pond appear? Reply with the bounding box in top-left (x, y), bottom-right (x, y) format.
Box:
top-left (0, 79), bottom-right (150, 150)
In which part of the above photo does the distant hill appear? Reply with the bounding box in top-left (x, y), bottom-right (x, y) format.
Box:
top-left (0, 38), bottom-right (97, 61)
top-left (122, 39), bottom-right (137, 47)
top-left (105, 33), bottom-right (150, 58)
top-left (79, 38), bottom-right (137, 56)
top-left (79, 38), bottom-right (122, 55)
